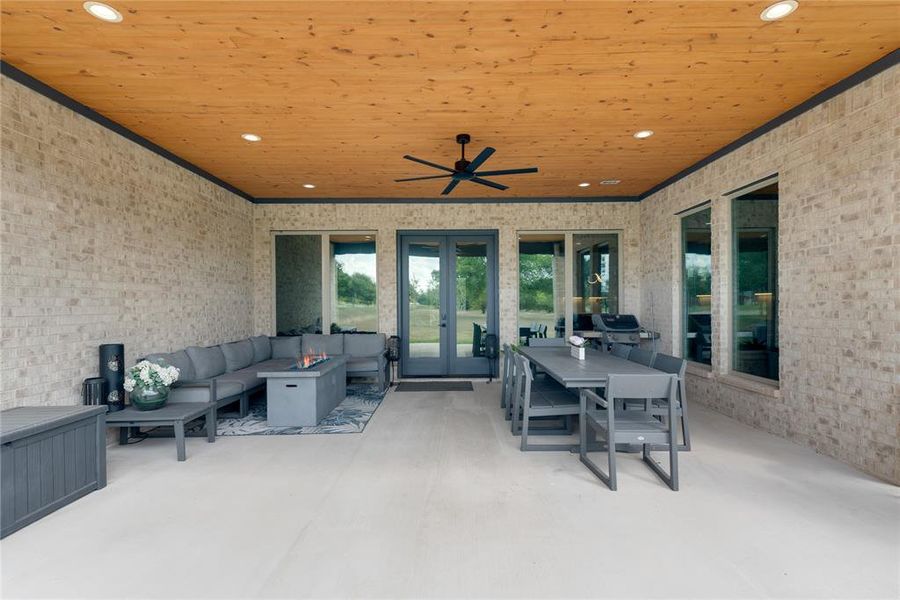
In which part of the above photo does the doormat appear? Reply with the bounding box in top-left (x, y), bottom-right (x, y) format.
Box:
top-left (394, 381), bottom-right (474, 392)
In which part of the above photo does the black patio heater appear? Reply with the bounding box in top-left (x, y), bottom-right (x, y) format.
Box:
top-left (483, 333), bottom-right (498, 383)
top-left (386, 335), bottom-right (400, 387)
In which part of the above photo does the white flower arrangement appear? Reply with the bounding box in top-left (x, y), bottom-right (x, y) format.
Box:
top-left (124, 360), bottom-right (180, 394)
top-left (568, 335), bottom-right (588, 348)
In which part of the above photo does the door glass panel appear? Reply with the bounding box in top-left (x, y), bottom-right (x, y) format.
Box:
top-left (408, 242), bottom-right (441, 358)
top-left (455, 242), bottom-right (488, 358)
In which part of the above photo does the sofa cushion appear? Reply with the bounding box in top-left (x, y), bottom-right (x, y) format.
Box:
top-left (185, 346), bottom-right (226, 379)
top-left (250, 335), bottom-right (271, 362)
top-left (169, 380), bottom-right (243, 403)
top-left (302, 334), bottom-right (343, 356)
top-left (145, 350), bottom-right (196, 382)
top-left (346, 357), bottom-right (381, 374)
top-left (221, 339), bottom-right (254, 372)
top-left (216, 368), bottom-right (263, 391)
top-left (344, 333), bottom-right (385, 358)
top-left (270, 336), bottom-right (301, 359)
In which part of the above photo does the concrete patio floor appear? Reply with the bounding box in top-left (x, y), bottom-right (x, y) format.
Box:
top-left (1, 382), bottom-right (897, 599)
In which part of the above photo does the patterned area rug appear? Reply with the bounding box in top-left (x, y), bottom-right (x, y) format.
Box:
top-left (215, 384), bottom-right (387, 436)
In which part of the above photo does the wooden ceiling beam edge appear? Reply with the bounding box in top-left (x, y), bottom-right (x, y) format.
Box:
top-left (2, 49), bottom-right (897, 207)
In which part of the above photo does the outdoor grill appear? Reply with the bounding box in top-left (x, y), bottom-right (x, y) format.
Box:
top-left (592, 313), bottom-right (642, 349)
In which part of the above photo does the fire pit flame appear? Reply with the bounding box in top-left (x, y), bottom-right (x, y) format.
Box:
top-left (297, 351), bottom-right (329, 370)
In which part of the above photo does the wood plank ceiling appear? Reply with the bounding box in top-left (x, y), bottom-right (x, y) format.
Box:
top-left (1, 1), bottom-right (897, 199)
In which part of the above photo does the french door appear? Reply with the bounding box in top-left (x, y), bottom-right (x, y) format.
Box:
top-left (399, 232), bottom-right (498, 377)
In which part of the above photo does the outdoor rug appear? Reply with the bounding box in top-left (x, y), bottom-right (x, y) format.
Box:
top-left (213, 384), bottom-right (387, 436)
top-left (394, 381), bottom-right (474, 392)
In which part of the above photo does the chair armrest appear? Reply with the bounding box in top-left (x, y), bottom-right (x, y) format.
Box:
top-left (581, 388), bottom-right (607, 409)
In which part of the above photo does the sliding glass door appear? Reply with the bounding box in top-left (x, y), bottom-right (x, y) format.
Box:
top-left (399, 232), bottom-right (498, 377)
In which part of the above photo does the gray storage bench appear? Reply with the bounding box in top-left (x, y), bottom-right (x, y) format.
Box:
top-left (1, 406), bottom-right (107, 538)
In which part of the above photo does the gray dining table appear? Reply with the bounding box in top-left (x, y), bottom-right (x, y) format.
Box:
top-left (518, 346), bottom-right (659, 388)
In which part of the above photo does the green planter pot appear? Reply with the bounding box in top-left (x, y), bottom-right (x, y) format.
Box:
top-left (130, 388), bottom-right (169, 411)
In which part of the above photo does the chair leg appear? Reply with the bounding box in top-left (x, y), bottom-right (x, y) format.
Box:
top-left (520, 401), bottom-right (529, 451)
top-left (679, 378), bottom-right (692, 451)
top-left (578, 418), bottom-right (615, 490)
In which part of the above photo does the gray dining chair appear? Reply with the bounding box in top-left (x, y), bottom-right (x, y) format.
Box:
top-left (628, 347), bottom-right (655, 366)
top-left (579, 373), bottom-right (680, 491)
top-left (500, 343), bottom-right (512, 411)
top-left (512, 354), bottom-right (579, 450)
top-left (650, 352), bottom-right (691, 451)
top-left (610, 343), bottom-right (632, 359)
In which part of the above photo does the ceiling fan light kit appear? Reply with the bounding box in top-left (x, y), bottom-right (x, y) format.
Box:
top-left (396, 133), bottom-right (539, 195)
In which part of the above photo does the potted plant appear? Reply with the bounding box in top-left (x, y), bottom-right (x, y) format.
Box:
top-left (124, 360), bottom-right (180, 411)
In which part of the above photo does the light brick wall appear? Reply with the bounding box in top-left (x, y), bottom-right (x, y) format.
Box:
top-left (0, 77), bottom-right (255, 410)
top-left (252, 203), bottom-right (642, 350)
top-left (639, 65), bottom-right (899, 484)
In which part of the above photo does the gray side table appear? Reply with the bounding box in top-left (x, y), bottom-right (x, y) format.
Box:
top-left (106, 402), bottom-right (215, 461)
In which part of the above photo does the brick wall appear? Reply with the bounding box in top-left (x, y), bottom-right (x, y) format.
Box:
top-left (0, 77), bottom-right (255, 410)
top-left (639, 65), bottom-right (899, 484)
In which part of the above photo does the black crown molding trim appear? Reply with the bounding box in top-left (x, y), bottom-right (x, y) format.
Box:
top-left (3, 48), bottom-right (897, 206)
top-left (254, 196), bottom-right (639, 205)
top-left (0, 61), bottom-right (255, 203)
top-left (638, 49), bottom-right (899, 201)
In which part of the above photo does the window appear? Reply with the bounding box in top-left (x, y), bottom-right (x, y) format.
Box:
top-left (518, 234), bottom-right (565, 341)
top-left (732, 182), bottom-right (778, 380)
top-left (682, 207), bottom-right (712, 365)
top-left (330, 235), bottom-right (377, 333)
top-left (275, 232), bottom-right (377, 336)
top-left (572, 233), bottom-right (619, 331)
top-left (275, 234), bottom-right (323, 335)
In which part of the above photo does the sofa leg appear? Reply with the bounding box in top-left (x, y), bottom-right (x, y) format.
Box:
top-left (239, 392), bottom-right (249, 418)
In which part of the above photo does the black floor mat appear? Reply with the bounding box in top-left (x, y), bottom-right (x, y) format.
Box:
top-left (394, 381), bottom-right (475, 392)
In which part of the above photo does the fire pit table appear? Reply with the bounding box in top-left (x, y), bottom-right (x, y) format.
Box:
top-left (257, 355), bottom-right (347, 426)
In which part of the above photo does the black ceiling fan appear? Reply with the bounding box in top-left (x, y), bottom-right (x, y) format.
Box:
top-left (395, 133), bottom-right (538, 195)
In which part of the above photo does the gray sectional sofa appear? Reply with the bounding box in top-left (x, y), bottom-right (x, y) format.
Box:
top-left (145, 333), bottom-right (388, 417)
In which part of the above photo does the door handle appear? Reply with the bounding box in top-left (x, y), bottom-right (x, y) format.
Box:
top-left (440, 314), bottom-right (447, 328)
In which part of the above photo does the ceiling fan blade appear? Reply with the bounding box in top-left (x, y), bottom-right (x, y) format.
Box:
top-left (465, 147), bottom-right (495, 172)
top-left (474, 167), bottom-right (538, 177)
top-left (441, 179), bottom-right (461, 195)
top-left (470, 177), bottom-right (508, 191)
top-left (395, 174), bottom-right (454, 182)
top-left (403, 155), bottom-right (455, 173)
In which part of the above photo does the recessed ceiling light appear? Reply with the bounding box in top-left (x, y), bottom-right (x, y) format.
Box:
top-left (578, 182), bottom-right (591, 188)
top-left (760, 0), bottom-right (799, 21)
top-left (600, 179), bottom-right (621, 185)
top-left (83, 2), bottom-right (123, 23)
top-left (241, 133), bottom-right (262, 142)
top-left (633, 130), bottom-right (654, 139)
top-left (303, 184), bottom-right (316, 189)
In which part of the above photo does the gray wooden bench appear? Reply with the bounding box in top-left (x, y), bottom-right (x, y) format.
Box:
top-left (106, 402), bottom-right (216, 461)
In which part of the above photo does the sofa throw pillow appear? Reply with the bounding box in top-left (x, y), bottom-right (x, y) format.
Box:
top-left (270, 336), bottom-right (302, 359)
top-left (250, 335), bottom-right (271, 362)
top-left (145, 350), bottom-right (196, 382)
top-left (221, 339), bottom-right (254, 372)
top-left (185, 346), bottom-right (227, 380)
